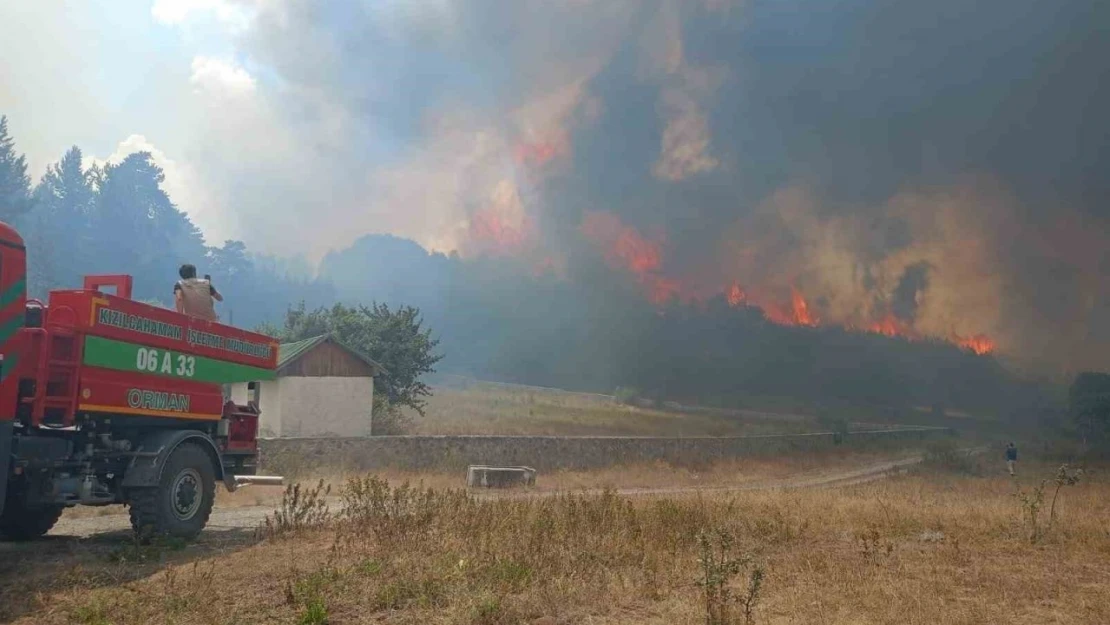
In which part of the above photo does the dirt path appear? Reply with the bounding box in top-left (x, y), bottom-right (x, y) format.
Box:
top-left (44, 451), bottom-right (949, 539)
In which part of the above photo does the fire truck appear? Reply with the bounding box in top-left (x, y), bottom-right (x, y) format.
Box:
top-left (0, 222), bottom-right (280, 541)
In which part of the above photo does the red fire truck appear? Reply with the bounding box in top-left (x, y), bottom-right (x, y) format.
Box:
top-left (0, 222), bottom-right (280, 541)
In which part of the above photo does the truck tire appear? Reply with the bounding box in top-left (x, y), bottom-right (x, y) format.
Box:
top-left (129, 443), bottom-right (215, 542)
top-left (0, 489), bottom-right (64, 541)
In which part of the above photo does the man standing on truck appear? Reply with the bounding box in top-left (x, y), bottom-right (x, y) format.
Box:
top-left (174, 263), bottom-right (222, 321)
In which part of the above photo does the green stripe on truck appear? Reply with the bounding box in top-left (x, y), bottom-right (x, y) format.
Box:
top-left (0, 278), bottom-right (25, 309)
top-left (83, 335), bottom-right (276, 384)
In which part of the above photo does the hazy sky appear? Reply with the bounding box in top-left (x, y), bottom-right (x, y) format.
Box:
top-left (0, 0), bottom-right (245, 242)
top-left (0, 0), bottom-right (615, 259)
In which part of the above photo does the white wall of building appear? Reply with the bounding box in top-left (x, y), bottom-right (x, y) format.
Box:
top-left (230, 379), bottom-right (283, 437)
top-left (232, 376), bottom-right (375, 437)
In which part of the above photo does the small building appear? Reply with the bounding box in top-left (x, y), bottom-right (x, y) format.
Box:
top-left (230, 334), bottom-right (384, 438)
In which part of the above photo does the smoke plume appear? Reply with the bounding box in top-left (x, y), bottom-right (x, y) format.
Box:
top-left (205, 0), bottom-right (1108, 373)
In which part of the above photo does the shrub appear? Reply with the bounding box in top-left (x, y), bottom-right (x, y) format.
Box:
top-left (262, 479), bottom-right (332, 538)
top-left (1015, 464), bottom-right (1084, 543)
top-left (696, 529), bottom-right (765, 625)
top-left (372, 395), bottom-right (414, 435)
top-left (922, 438), bottom-right (979, 475)
top-left (614, 386), bottom-right (641, 406)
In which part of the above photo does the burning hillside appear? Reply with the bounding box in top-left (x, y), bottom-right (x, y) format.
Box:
top-left (574, 209), bottom-right (996, 354)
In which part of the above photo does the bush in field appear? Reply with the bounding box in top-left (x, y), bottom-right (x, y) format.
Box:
top-left (371, 394), bottom-right (414, 435)
top-left (816, 409), bottom-right (850, 444)
top-left (1015, 464), bottom-right (1084, 543)
top-left (614, 386), bottom-right (641, 406)
top-left (1069, 372), bottom-right (1110, 452)
top-left (340, 475), bottom-right (468, 541)
top-left (696, 529), bottom-right (764, 625)
top-left (262, 480), bottom-right (332, 538)
top-left (922, 438), bottom-right (979, 475)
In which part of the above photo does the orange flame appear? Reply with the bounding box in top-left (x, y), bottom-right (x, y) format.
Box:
top-left (720, 281), bottom-right (993, 353)
top-left (790, 287), bottom-right (818, 327)
top-left (579, 218), bottom-right (996, 355)
top-left (612, 228), bottom-right (662, 274)
top-left (468, 207), bottom-right (529, 257)
top-left (726, 283), bottom-right (747, 307)
top-left (729, 283), bottom-right (818, 327)
top-left (645, 276), bottom-right (681, 304)
top-left (514, 132), bottom-right (568, 169)
top-left (581, 211), bottom-right (679, 302)
top-left (953, 333), bottom-right (996, 355)
top-left (866, 313), bottom-right (920, 340)
top-left (514, 142), bottom-right (558, 167)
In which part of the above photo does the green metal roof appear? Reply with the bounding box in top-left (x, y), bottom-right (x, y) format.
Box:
top-left (276, 333), bottom-right (385, 376)
top-left (277, 335), bottom-right (329, 368)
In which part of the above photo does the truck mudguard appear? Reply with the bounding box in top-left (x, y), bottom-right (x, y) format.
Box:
top-left (121, 429), bottom-right (229, 490)
top-left (0, 421), bottom-right (11, 517)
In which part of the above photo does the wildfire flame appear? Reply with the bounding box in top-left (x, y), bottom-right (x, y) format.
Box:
top-left (514, 131), bottom-right (568, 169)
top-left (579, 213), bottom-right (996, 356)
top-left (514, 141), bottom-right (559, 167)
top-left (581, 211), bottom-right (681, 303)
top-left (611, 227), bottom-right (662, 275)
top-left (789, 287), bottom-right (818, 327)
top-left (730, 283), bottom-right (818, 327)
top-left (468, 207), bottom-right (529, 257)
top-left (722, 281), bottom-right (994, 353)
top-left (726, 282), bottom-right (746, 307)
top-left (953, 333), bottom-right (996, 355)
top-left (866, 313), bottom-right (921, 340)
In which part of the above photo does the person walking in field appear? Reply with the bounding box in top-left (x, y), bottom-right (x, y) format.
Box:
top-left (1005, 442), bottom-right (1018, 476)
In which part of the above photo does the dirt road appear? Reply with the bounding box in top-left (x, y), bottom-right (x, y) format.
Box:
top-left (42, 452), bottom-right (938, 540)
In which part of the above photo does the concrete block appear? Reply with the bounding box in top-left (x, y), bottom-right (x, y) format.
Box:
top-left (467, 465), bottom-right (537, 488)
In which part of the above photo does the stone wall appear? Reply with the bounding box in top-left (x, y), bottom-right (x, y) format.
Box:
top-left (258, 427), bottom-right (953, 476)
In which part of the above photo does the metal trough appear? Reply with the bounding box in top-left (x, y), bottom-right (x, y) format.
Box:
top-left (466, 465), bottom-right (536, 489)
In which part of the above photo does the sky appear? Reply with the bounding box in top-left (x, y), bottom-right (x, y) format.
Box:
top-left (0, 0), bottom-right (594, 258)
top-left (1, 0), bottom-right (1108, 371)
top-left (0, 0), bottom-right (237, 241)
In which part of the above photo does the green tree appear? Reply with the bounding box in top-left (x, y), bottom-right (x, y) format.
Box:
top-left (0, 115), bottom-right (32, 222)
top-left (276, 302), bottom-right (443, 416)
top-left (23, 146), bottom-right (95, 294)
top-left (1069, 372), bottom-right (1110, 449)
top-left (90, 152), bottom-right (207, 299)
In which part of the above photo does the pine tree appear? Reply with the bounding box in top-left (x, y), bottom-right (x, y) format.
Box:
top-left (0, 115), bottom-right (32, 222)
top-left (90, 152), bottom-right (207, 298)
top-left (24, 146), bottom-right (95, 293)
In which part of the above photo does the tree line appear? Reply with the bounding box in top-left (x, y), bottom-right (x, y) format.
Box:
top-left (0, 116), bottom-right (333, 328)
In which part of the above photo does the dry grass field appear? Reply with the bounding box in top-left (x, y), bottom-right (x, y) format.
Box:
top-left (406, 375), bottom-right (990, 438)
top-left (5, 455), bottom-right (1107, 625)
top-left (59, 447), bottom-right (918, 521)
top-left (406, 381), bottom-right (828, 436)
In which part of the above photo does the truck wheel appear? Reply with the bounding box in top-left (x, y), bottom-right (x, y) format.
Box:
top-left (129, 443), bottom-right (216, 542)
top-left (0, 489), bottom-right (64, 541)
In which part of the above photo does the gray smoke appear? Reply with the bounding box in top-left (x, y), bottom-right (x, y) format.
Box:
top-left (217, 0), bottom-right (1109, 373)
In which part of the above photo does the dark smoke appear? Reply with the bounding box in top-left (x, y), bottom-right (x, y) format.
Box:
top-left (242, 0), bottom-right (1109, 374)
top-left (891, 263), bottom-right (930, 323)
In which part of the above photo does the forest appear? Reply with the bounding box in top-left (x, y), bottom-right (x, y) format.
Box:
top-left (0, 114), bottom-right (1049, 421)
